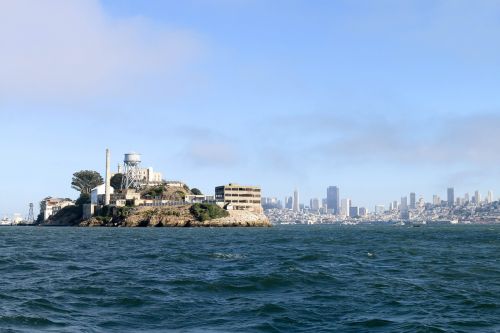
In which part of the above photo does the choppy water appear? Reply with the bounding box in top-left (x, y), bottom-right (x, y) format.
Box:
top-left (0, 225), bottom-right (499, 332)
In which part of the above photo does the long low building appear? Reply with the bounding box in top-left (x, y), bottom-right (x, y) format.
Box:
top-left (215, 183), bottom-right (263, 213)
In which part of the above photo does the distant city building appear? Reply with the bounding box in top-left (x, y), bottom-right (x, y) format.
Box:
top-left (433, 195), bottom-right (441, 206)
top-left (262, 197), bottom-right (281, 210)
top-left (340, 198), bottom-right (350, 217)
top-left (349, 206), bottom-right (359, 218)
top-left (374, 205), bottom-right (385, 215)
top-left (40, 197), bottom-right (75, 221)
top-left (285, 196), bottom-right (293, 209)
top-left (464, 193), bottom-right (470, 203)
top-left (410, 192), bottom-right (416, 209)
top-left (418, 196), bottom-right (425, 208)
top-left (293, 189), bottom-right (300, 212)
top-left (310, 198), bottom-right (320, 211)
top-left (487, 191), bottom-right (493, 204)
top-left (447, 187), bottom-right (454, 207)
top-left (215, 183), bottom-right (262, 213)
top-left (322, 198), bottom-right (328, 210)
top-left (359, 207), bottom-right (367, 217)
top-left (401, 197), bottom-right (408, 211)
top-left (326, 186), bottom-right (340, 214)
top-left (400, 196), bottom-right (409, 219)
top-left (475, 190), bottom-right (481, 205)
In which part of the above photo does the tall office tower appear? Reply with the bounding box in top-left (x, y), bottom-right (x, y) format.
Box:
top-left (340, 198), bottom-right (350, 217)
top-left (326, 186), bottom-right (340, 214)
top-left (475, 190), bottom-right (481, 205)
top-left (401, 197), bottom-right (408, 211)
top-left (310, 198), bottom-right (320, 211)
top-left (393, 200), bottom-right (398, 211)
top-left (487, 191), bottom-right (493, 204)
top-left (447, 188), bottom-right (454, 207)
top-left (374, 205), bottom-right (385, 215)
top-left (293, 189), bottom-right (299, 212)
top-left (410, 192), bottom-right (416, 209)
top-left (464, 193), bottom-right (470, 203)
top-left (285, 196), bottom-right (293, 209)
top-left (400, 196), bottom-right (409, 219)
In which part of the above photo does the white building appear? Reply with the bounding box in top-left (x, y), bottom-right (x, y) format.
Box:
top-left (487, 191), bottom-right (493, 204)
top-left (115, 165), bottom-right (163, 187)
top-left (90, 184), bottom-right (115, 205)
top-left (40, 197), bottom-right (75, 221)
top-left (340, 198), bottom-right (350, 217)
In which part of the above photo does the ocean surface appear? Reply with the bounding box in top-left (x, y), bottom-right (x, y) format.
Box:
top-left (0, 225), bottom-right (499, 333)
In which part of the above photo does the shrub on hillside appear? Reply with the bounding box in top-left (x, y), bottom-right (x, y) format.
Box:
top-left (190, 203), bottom-right (229, 222)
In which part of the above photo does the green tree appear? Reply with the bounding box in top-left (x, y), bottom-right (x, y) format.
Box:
top-left (71, 170), bottom-right (103, 195)
top-left (110, 173), bottom-right (123, 190)
top-left (191, 188), bottom-right (202, 195)
top-left (75, 193), bottom-right (90, 205)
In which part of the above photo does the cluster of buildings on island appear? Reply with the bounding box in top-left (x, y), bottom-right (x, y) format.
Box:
top-left (262, 186), bottom-right (500, 225)
top-left (38, 150), bottom-right (263, 222)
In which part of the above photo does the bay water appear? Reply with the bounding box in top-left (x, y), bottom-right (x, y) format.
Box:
top-left (1, 225), bottom-right (499, 332)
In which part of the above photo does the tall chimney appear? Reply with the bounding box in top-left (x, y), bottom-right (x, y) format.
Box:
top-left (105, 148), bottom-right (111, 205)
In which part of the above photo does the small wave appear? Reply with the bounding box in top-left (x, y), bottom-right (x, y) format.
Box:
top-left (211, 253), bottom-right (246, 260)
top-left (0, 315), bottom-right (64, 327)
top-left (348, 318), bottom-right (394, 328)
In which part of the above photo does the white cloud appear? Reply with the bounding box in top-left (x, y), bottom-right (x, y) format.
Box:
top-left (0, 0), bottom-right (202, 100)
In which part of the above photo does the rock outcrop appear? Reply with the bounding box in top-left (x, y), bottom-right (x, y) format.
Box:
top-left (65, 205), bottom-right (271, 227)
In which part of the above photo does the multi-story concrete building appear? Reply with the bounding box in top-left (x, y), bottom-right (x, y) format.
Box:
top-left (215, 183), bottom-right (263, 213)
top-left (40, 197), bottom-right (75, 221)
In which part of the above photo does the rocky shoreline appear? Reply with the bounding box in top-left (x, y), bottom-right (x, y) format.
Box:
top-left (43, 205), bottom-right (272, 228)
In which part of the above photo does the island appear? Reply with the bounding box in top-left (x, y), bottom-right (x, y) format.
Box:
top-left (37, 150), bottom-right (271, 228)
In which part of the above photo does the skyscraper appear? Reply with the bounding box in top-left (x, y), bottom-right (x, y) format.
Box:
top-left (475, 190), bottom-right (481, 205)
top-left (293, 189), bottom-right (299, 212)
top-left (410, 192), bottom-right (416, 209)
top-left (487, 190), bottom-right (493, 204)
top-left (340, 198), bottom-right (350, 217)
top-left (400, 196), bottom-right (409, 219)
top-left (310, 198), bottom-right (320, 211)
top-left (326, 186), bottom-right (340, 214)
top-left (447, 188), bottom-right (454, 207)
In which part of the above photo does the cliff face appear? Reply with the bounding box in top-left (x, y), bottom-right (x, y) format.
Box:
top-left (78, 205), bottom-right (271, 227)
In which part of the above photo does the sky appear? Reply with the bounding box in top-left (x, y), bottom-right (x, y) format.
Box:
top-left (1, 0), bottom-right (500, 216)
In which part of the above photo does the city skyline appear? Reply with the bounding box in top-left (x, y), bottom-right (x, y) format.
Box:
top-left (2, 1), bottom-right (500, 215)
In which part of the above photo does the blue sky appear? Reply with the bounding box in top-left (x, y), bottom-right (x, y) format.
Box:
top-left (1, 0), bottom-right (500, 216)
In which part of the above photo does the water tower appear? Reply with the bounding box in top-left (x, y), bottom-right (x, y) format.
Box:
top-left (121, 152), bottom-right (142, 190)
